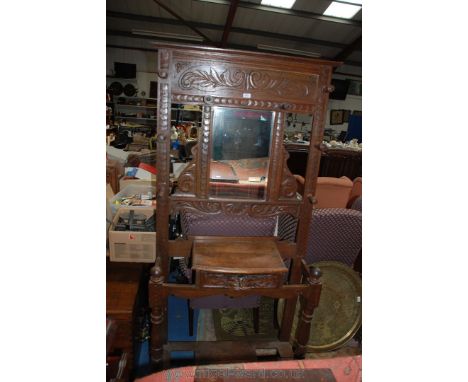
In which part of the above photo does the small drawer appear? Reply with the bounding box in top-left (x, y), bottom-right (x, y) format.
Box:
top-left (197, 271), bottom-right (283, 290)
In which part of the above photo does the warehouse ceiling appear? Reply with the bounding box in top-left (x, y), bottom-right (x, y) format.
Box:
top-left (106, 0), bottom-right (362, 78)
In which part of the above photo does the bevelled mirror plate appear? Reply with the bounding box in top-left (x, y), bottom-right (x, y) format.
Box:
top-left (209, 107), bottom-right (274, 200)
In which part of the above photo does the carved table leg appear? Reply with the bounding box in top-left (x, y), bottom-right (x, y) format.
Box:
top-left (149, 259), bottom-right (167, 371)
top-left (293, 266), bottom-right (322, 358)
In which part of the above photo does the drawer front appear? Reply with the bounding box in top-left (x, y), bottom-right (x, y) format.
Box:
top-left (197, 272), bottom-right (283, 290)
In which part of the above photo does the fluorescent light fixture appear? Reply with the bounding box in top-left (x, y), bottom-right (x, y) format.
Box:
top-left (323, 2), bottom-right (361, 19)
top-left (261, 0), bottom-right (296, 9)
top-left (257, 44), bottom-right (321, 58)
top-left (131, 29), bottom-right (203, 42)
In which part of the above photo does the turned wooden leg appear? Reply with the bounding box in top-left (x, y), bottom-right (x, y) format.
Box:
top-left (188, 301), bottom-right (194, 337)
top-left (273, 299), bottom-right (279, 329)
top-left (294, 266), bottom-right (322, 358)
top-left (279, 258), bottom-right (302, 341)
top-left (253, 307), bottom-right (260, 334)
top-left (149, 259), bottom-right (167, 371)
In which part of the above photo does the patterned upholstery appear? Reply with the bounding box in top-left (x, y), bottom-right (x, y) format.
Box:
top-left (315, 177), bottom-right (353, 209)
top-left (350, 196), bottom-right (362, 212)
top-left (347, 177), bottom-right (362, 208)
top-left (181, 211), bottom-right (276, 237)
top-left (277, 213), bottom-right (298, 242)
top-left (305, 208), bottom-right (362, 267)
top-left (181, 211), bottom-right (277, 309)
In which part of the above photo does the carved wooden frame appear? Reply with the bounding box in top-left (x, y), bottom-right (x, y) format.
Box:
top-left (151, 43), bottom-right (339, 370)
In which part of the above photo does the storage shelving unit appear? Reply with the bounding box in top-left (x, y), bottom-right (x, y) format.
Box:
top-left (109, 95), bottom-right (203, 137)
top-left (170, 105), bottom-right (202, 127)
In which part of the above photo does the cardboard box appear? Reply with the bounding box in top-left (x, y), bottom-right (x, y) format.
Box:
top-left (110, 183), bottom-right (156, 216)
top-left (119, 178), bottom-right (156, 190)
top-left (109, 207), bottom-right (156, 263)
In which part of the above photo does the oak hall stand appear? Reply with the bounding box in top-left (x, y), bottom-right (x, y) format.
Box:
top-left (149, 43), bottom-right (339, 370)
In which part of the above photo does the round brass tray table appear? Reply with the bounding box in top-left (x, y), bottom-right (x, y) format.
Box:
top-left (278, 261), bottom-right (361, 352)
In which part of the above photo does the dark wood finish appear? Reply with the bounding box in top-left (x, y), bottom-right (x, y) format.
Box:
top-left (163, 282), bottom-right (309, 299)
top-left (192, 237), bottom-right (287, 289)
top-left (192, 237), bottom-right (286, 274)
top-left (149, 260), bottom-right (167, 368)
top-left (253, 306), bottom-right (260, 334)
top-left (319, 148), bottom-right (362, 180)
top-left (106, 261), bottom-right (145, 380)
top-left (168, 237), bottom-right (194, 258)
top-left (286, 145), bottom-right (362, 180)
top-left (164, 340), bottom-right (293, 365)
top-left (188, 302), bottom-right (194, 337)
top-left (106, 162), bottom-right (120, 194)
top-left (150, 43), bottom-right (338, 370)
top-left (293, 263), bottom-right (322, 357)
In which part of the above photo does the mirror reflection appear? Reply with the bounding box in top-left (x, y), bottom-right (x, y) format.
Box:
top-left (209, 107), bottom-right (274, 200)
top-left (283, 113), bottom-right (313, 144)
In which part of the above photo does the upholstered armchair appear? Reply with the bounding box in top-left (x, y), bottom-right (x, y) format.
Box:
top-left (347, 177), bottom-right (362, 208)
top-left (350, 196), bottom-right (362, 212)
top-left (294, 175), bottom-right (353, 209)
top-left (305, 208), bottom-right (362, 267)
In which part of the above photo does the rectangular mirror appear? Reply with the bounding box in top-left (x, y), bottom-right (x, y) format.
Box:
top-left (209, 107), bottom-right (274, 200)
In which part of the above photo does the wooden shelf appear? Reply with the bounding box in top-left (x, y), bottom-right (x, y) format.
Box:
top-left (115, 116), bottom-right (157, 121)
top-left (115, 96), bottom-right (157, 101)
top-left (116, 104), bottom-right (157, 109)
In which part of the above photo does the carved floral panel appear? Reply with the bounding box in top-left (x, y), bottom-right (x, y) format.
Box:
top-left (172, 62), bottom-right (319, 102)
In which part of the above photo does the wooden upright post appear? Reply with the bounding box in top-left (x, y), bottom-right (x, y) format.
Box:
top-left (294, 266), bottom-right (322, 358)
top-left (149, 259), bottom-right (167, 371)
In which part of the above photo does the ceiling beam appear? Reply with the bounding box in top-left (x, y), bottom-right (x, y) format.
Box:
top-left (220, 0), bottom-right (240, 48)
top-left (107, 29), bottom-right (214, 46)
top-left (107, 11), bottom-right (352, 50)
top-left (333, 35), bottom-right (361, 72)
top-left (334, 36), bottom-right (361, 61)
top-left (107, 44), bottom-right (159, 54)
top-left (151, 0), bottom-right (213, 43)
top-left (193, 0), bottom-right (361, 27)
top-left (106, 30), bottom-right (361, 67)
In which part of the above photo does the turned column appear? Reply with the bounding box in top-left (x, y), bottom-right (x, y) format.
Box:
top-left (149, 258), bottom-right (167, 370)
top-left (293, 266), bottom-right (322, 358)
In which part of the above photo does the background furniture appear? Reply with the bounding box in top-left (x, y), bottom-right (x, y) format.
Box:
top-left (305, 208), bottom-right (362, 267)
top-left (347, 177), bottom-right (362, 208)
top-left (295, 175), bottom-right (354, 209)
top-left (315, 176), bottom-right (353, 209)
top-left (350, 196), bottom-right (362, 212)
top-left (107, 159), bottom-right (123, 194)
top-left (107, 261), bottom-right (148, 380)
top-left (286, 144), bottom-right (362, 180)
